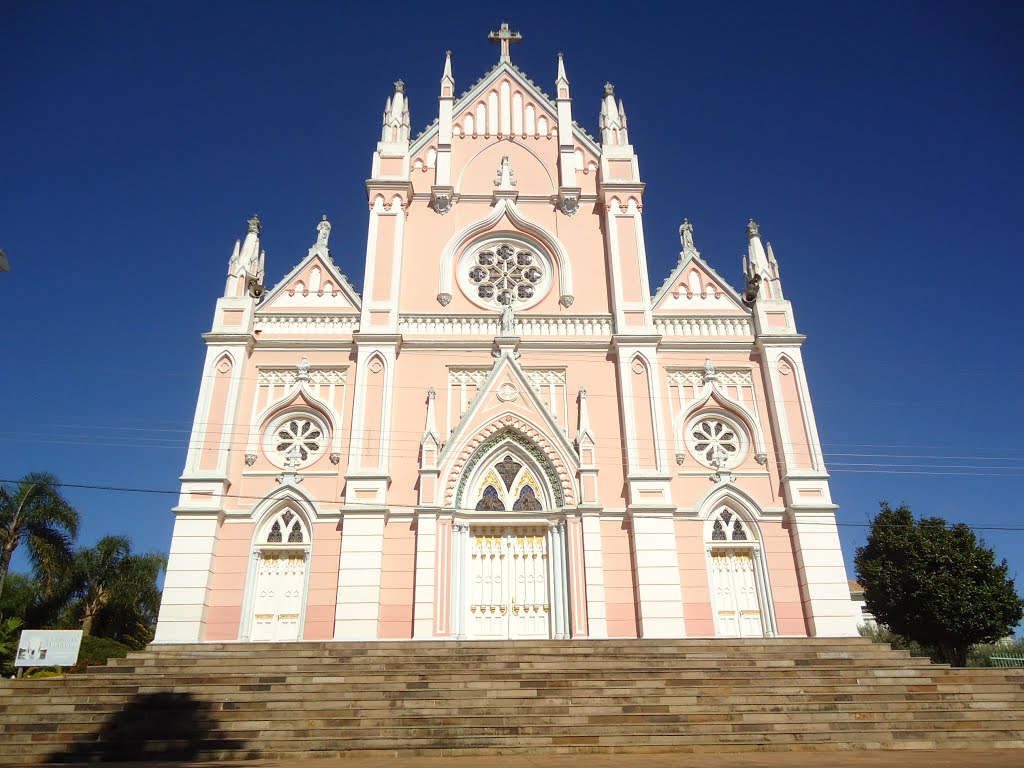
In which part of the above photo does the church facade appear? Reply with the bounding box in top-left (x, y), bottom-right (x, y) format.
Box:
top-left (154, 27), bottom-right (857, 644)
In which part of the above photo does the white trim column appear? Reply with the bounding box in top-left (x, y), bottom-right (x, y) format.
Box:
top-left (412, 511), bottom-right (438, 639)
top-left (153, 512), bottom-right (221, 643)
top-left (580, 510), bottom-right (608, 638)
top-left (630, 511), bottom-right (686, 638)
top-left (334, 512), bottom-right (387, 640)
top-left (451, 523), bottom-right (469, 639)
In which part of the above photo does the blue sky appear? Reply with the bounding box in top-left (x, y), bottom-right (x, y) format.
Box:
top-left (3, 2), bottom-right (1023, 600)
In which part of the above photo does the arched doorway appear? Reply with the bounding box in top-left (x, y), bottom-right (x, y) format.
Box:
top-left (704, 507), bottom-right (772, 638)
top-left (245, 507), bottom-right (311, 642)
top-left (452, 442), bottom-right (570, 640)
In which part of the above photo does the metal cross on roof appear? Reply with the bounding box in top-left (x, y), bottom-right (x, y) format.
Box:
top-left (488, 23), bottom-right (522, 62)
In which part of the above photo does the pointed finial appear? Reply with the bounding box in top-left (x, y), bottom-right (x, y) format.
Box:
top-left (316, 215), bottom-right (331, 247)
top-left (427, 387), bottom-right (436, 400)
top-left (746, 218), bottom-right (761, 239)
top-left (604, 82), bottom-right (615, 96)
top-left (247, 214), bottom-right (261, 234)
top-left (493, 155), bottom-right (517, 189)
top-left (394, 79), bottom-right (405, 94)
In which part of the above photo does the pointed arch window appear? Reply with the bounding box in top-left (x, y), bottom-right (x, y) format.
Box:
top-left (707, 508), bottom-right (753, 544)
top-left (471, 452), bottom-right (548, 512)
top-left (261, 508), bottom-right (309, 547)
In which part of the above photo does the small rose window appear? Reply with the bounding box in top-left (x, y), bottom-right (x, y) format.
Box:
top-left (264, 411), bottom-right (329, 468)
top-left (686, 413), bottom-right (748, 468)
top-left (460, 238), bottom-right (551, 310)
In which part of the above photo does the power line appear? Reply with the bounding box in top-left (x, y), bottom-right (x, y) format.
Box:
top-left (2, 477), bottom-right (1023, 531)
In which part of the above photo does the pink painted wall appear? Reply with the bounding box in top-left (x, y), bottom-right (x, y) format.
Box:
top-left (778, 358), bottom-right (813, 470)
top-left (203, 521), bottom-right (252, 641)
top-left (761, 518), bottom-right (808, 636)
top-left (362, 357), bottom-right (385, 469)
top-left (305, 522), bottom-right (341, 640)
top-left (675, 519), bottom-right (714, 637)
top-left (379, 518), bottom-right (416, 639)
top-left (601, 518), bottom-right (639, 638)
top-left (199, 356), bottom-right (232, 471)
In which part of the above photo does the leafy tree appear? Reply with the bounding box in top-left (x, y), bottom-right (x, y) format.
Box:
top-left (0, 472), bottom-right (80, 601)
top-left (0, 615), bottom-right (25, 676)
top-left (65, 535), bottom-right (165, 645)
top-left (855, 502), bottom-right (1024, 667)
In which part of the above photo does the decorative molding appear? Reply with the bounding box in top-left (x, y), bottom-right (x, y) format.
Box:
top-left (257, 368), bottom-right (348, 387)
top-left (254, 315), bottom-right (358, 335)
top-left (453, 428), bottom-right (566, 509)
top-left (448, 367), bottom-right (490, 386)
top-left (525, 369), bottom-right (566, 388)
top-left (655, 317), bottom-right (753, 337)
top-left (666, 369), bottom-right (753, 388)
top-left (401, 314), bottom-right (612, 337)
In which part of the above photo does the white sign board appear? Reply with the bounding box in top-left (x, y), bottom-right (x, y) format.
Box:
top-left (15, 629), bottom-right (84, 667)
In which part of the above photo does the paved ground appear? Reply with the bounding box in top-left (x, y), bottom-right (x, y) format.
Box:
top-left (61, 751), bottom-right (1024, 768)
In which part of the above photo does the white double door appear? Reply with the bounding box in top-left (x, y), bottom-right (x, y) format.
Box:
top-left (466, 526), bottom-right (553, 640)
top-left (710, 547), bottom-right (764, 637)
top-left (250, 550), bottom-right (306, 641)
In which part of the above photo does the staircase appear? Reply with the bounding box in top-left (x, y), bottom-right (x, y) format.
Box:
top-left (2, 638), bottom-right (1023, 763)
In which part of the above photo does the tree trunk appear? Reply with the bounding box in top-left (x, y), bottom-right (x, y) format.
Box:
top-left (82, 608), bottom-right (96, 636)
top-left (0, 543), bottom-right (15, 602)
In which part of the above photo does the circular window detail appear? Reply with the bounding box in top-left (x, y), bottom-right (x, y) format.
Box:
top-left (686, 413), bottom-right (748, 469)
top-left (458, 237), bottom-right (552, 311)
top-left (264, 411), bottom-right (329, 468)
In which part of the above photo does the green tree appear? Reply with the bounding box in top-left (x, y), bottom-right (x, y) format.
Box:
top-left (855, 502), bottom-right (1024, 667)
top-left (66, 535), bottom-right (165, 644)
top-left (0, 472), bottom-right (80, 601)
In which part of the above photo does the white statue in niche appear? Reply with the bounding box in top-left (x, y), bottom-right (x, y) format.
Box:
top-left (710, 444), bottom-right (730, 470)
top-left (499, 302), bottom-right (515, 335)
top-left (283, 443), bottom-right (303, 470)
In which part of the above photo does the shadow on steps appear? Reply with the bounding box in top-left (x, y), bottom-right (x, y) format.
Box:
top-left (44, 691), bottom-right (248, 764)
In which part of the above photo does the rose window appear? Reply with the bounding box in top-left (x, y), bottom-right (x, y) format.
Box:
top-left (466, 242), bottom-right (545, 308)
top-left (686, 414), bottom-right (747, 468)
top-left (264, 412), bottom-right (329, 468)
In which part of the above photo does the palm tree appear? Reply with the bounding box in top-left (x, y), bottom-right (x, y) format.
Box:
top-left (69, 535), bottom-right (165, 638)
top-left (0, 472), bottom-right (80, 601)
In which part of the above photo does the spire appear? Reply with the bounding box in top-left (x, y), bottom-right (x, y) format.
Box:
top-left (600, 83), bottom-right (628, 145)
top-left (424, 387), bottom-right (439, 440)
top-left (746, 218), bottom-right (771, 277)
top-left (380, 79), bottom-right (411, 145)
top-left (225, 214), bottom-right (264, 298)
top-left (577, 387), bottom-right (594, 443)
top-left (238, 214), bottom-right (261, 276)
top-left (556, 52), bottom-right (570, 97)
top-left (441, 50), bottom-right (454, 95)
top-left (487, 22), bottom-right (522, 62)
top-left (742, 218), bottom-right (785, 302)
top-left (421, 387), bottom-right (441, 469)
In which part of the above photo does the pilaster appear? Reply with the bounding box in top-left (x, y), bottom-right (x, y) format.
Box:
top-left (334, 511), bottom-right (387, 640)
top-left (153, 512), bottom-right (222, 643)
top-left (629, 510), bottom-right (686, 637)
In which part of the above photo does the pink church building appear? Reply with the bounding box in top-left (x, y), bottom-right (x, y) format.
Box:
top-left (154, 27), bottom-right (857, 644)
